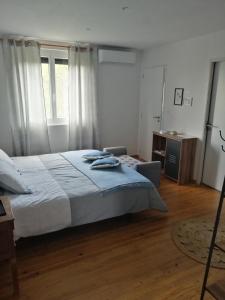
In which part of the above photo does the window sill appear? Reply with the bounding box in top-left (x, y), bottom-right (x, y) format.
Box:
top-left (47, 123), bottom-right (68, 127)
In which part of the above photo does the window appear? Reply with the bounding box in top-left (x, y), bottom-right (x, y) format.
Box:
top-left (41, 49), bottom-right (69, 124)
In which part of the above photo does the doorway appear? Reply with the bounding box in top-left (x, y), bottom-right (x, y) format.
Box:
top-left (138, 66), bottom-right (165, 161)
top-left (202, 60), bottom-right (225, 191)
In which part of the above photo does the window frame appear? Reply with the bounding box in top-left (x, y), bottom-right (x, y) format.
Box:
top-left (40, 48), bottom-right (69, 125)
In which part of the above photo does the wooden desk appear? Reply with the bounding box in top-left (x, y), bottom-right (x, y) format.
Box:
top-left (152, 131), bottom-right (197, 184)
top-left (0, 196), bottom-right (19, 296)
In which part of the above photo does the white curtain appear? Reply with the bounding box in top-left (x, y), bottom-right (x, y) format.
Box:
top-left (68, 45), bottom-right (99, 150)
top-left (2, 39), bottom-right (51, 156)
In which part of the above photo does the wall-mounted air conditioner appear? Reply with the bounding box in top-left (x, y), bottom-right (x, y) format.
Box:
top-left (98, 49), bottom-right (136, 64)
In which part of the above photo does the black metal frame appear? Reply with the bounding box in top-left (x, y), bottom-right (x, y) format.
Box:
top-left (200, 176), bottom-right (225, 299)
top-left (219, 130), bottom-right (225, 153)
top-left (220, 130), bottom-right (225, 142)
top-left (174, 88), bottom-right (184, 106)
top-left (200, 63), bottom-right (216, 183)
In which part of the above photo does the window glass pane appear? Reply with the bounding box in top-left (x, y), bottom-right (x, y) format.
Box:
top-left (41, 58), bottom-right (51, 119)
top-left (55, 59), bottom-right (68, 119)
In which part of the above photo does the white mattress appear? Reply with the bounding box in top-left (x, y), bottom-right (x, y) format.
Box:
top-left (8, 155), bottom-right (71, 239)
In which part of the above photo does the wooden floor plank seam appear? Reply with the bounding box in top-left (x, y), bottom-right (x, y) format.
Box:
top-left (0, 177), bottom-right (222, 299)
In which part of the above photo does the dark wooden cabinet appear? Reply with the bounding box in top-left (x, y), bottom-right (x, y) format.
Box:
top-left (0, 197), bottom-right (19, 296)
top-left (165, 139), bottom-right (181, 181)
top-left (152, 131), bottom-right (197, 184)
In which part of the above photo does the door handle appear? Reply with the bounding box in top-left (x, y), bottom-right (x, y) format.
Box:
top-left (206, 123), bottom-right (219, 129)
top-left (153, 116), bottom-right (161, 119)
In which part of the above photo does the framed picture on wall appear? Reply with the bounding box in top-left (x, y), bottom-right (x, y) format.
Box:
top-left (174, 88), bottom-right (184, 106)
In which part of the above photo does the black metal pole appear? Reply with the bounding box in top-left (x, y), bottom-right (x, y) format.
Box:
top-left (200, 176), bottom-right (225, 300)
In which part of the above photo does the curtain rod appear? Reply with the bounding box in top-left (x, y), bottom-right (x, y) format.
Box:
top-left (40, 43), bottom-right (93, 51)
top-left (39, 39), bottom-right (92, 49)
top-left (40, 43), bottom-right (70, 49)
top-left (0, 37), bottom-right (93, 50)
top-left (0, 36), bottom-right (133, 51)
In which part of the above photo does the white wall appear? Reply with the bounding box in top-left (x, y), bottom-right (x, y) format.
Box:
top-left (50, 53), bottom-right (141, 154)
top-left (98, 52), bottom-right (141, 154)
top-left (140, 29), bottom-right (225, 181)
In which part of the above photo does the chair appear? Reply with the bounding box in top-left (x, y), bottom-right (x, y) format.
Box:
top-left (103, 146), bottom-right (161, 188)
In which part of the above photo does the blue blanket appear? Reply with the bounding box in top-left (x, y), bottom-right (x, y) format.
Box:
top-left (61, 150), bottom-right (154, 194)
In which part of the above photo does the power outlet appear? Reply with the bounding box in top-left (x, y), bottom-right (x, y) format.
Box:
top-left (183, 97), bottom-right (193, 106)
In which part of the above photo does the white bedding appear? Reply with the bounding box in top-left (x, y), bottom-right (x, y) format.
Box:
top-left (5, 153), bottom-right (166, 239)
top-left (7, 156), bottom-right (71, 239)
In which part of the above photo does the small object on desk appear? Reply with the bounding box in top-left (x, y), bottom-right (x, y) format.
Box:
top-left (153, 150), bottom-right (166, 157)
top-left (0, 197), bottom-right (19, 296)
top-left (167, 130), bottom-right (178, 135)
top-left (159, 130), bottom-right (168, 134)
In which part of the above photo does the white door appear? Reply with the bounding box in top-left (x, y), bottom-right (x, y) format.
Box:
top-left (138, 66), bottom-right (165, 161)
top-left (203, 61), bottom-right (225, 191)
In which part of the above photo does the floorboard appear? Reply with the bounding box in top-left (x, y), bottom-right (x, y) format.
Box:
top-left (0, 178), bottom-right (223, 300)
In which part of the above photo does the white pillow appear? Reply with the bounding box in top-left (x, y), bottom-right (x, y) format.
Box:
top-left (0, 160), bottom-right (31, 194)
top-left (0, 149), bottom-right (15, 167)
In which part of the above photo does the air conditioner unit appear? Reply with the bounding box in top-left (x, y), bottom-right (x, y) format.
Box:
top-left (98, 49), bottom-right (136, 64)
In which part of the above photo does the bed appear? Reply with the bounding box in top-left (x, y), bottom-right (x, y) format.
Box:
top-left (2, 148), bottom-right (167, 240)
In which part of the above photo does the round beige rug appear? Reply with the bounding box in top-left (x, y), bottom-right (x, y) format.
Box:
top-left (172, 216), bottom-right (225, 269)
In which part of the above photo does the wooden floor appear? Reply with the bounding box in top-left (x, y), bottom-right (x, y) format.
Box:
top-left (0, 178), bottom-right (224, 300)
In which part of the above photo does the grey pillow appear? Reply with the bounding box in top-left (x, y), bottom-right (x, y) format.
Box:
top-left (0, 160), bottom-right (31, 194)
top-left (0, 149), bottom-right (15, 167)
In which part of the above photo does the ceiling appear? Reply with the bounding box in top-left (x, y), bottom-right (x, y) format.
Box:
top-left (0, 0), bottom-right (225, 49)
